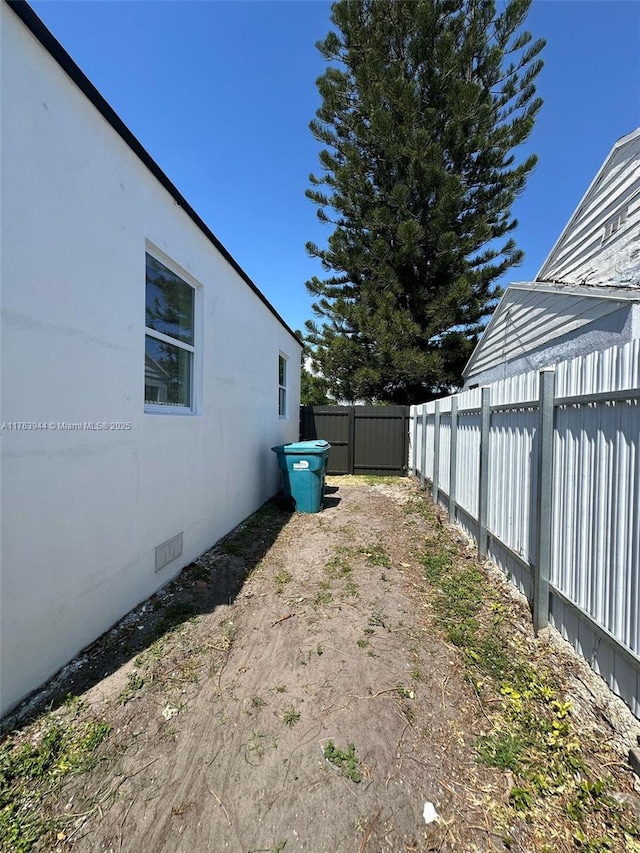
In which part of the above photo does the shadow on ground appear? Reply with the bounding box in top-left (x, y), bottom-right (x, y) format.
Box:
top-left (1, 496), bottom-right (293, 735)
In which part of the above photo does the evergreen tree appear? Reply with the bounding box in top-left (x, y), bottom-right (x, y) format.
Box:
top-left (300, 369), bottom-right (331, 406)
top-left (296, 330), bottom-right (332, 405)
top-left (305, 0), bottom-right (544, 403)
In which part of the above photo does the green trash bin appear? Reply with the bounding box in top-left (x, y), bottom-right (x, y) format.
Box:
top-left (271, 440), bottom-right (331, 513)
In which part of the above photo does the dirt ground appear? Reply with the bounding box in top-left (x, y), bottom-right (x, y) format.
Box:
top-left (3, 477), bottom-right (640, 853)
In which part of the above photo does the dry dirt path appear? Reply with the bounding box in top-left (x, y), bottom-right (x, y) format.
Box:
top-left (3, 477), bottom-right (639, 853)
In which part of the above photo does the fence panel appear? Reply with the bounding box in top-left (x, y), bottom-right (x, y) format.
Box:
top-left (409, 340), bottom-right (640, 717)
top-left (488, 410), bottom-right (538, 563)
top-left (301, 405), bottom-right (408, 475)
top-left (455, 413), bottom-right (481, 522)
top-left (300, 406), bottom-right (351, 474)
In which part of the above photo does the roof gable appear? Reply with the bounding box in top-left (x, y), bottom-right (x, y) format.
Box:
top-left (463, 282), bottom-right (640, 380)
top-left (536, 127), bottom-right (640, 287)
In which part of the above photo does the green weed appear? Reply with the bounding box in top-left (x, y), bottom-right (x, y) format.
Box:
top-left (324, 555), bottom-right (352, 579)
top-left (313, 589), bottom-right (333, 608)
top-left (282, 707), bottom-right (301, 727)
top-left (0, 718), bottom-right (111, 851)
top-left (410, 493), bottom-right (640, 847)
top-left (360, 544), bottom-right (391, 567)
top-left (275, 570), bottom-right (292, 594)
top-left (323, 741), bottom-right (361, 783)
top-left (117, 671), bottom-right (144, 705)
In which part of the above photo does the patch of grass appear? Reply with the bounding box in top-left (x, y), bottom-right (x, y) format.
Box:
top-left (341, 580), bottom-right (359, 599)
top-left (323, 555), bottom-right (352, 579)
top-left (134, 635), bottom-right (167, 669)
top-left (412, 496), bottom-right (640, 850)
top-left (273, 685), bottom-right (287, 694)
top-left (154, 600), bottom-right (200, 635)
top-left (275, 569), bottom-right (292, 594)
top-left (395, 684), bottom-right (414, 700)
top-left (0, 718), bottom-right (111, 851)
top-left (360, 544), bottom-right (391, 568)
top-left (323, 741), bottom-right (361, 783)
top-left (367, 609), bottom-right (386, 629)
top-left (475, 732), bottom-right (526, 772)
top-left (62, 694), bottom-right (87, 716)
top-left (356, 638), bottom-right (369, 649)
top-left (184, 562), bottom-right (210, 582)
top-left (282, 707), bottom-right (301, 727)
top-left (316, 644), bottom-right (324, 656)
top-left (250, 696), bottom-right (267, 711)
top-left (357, 475), bottom-right (405, 486)
top-left (244, 732), bottom-right (277, 765)
top-left (117, 671), bottom-right (145, 705)
top-left (313, 589), bottom-right (333, 608)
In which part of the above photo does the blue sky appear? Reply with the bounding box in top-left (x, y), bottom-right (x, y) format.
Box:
top-left (30, 0), bottom-right (640, 336)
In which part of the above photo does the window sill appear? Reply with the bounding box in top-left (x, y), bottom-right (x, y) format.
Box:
top-left (145, 405), bottom-right (198, 416)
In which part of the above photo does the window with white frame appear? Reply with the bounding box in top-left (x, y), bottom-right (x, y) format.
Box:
top-left (145, 252), bottom-right (195, 411)
top-left (278, 354), bottom-right (288, 417)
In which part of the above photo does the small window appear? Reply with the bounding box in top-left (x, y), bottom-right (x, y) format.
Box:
top-left (278, 354), bottom-right (288, 418)
top-left (145, 253), bottom-right (195, 411)
top-left (602, 207), bottom-right (627, 243)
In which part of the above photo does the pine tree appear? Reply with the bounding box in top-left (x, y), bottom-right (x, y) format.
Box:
top-left (305, 0), bottom-right (544, 403)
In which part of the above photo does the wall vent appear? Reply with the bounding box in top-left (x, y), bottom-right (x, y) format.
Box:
top-left (155, 532), bottom-right (183, 572)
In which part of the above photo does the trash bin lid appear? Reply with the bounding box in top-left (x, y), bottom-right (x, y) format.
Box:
top-left (271, 440), bottom-right (331, 454)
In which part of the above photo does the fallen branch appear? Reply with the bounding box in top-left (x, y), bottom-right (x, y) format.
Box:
top-left (271, 613), bottom-right (296, 628)
top-left (209, 788), bottom-right (231, 826)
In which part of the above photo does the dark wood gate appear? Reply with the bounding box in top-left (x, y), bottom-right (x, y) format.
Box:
top-left (299, 405), bottom-right (409, 476)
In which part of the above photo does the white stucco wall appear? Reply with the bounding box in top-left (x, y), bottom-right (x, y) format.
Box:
top-left (0, 4), bottom-right (301, 716)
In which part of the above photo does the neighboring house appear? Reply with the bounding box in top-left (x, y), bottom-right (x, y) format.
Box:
top-left (0, 1), bottom-right (301, 717)
top-left (464, 127), bottom-right (640, 388)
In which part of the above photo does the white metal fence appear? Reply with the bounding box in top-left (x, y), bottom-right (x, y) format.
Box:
top-left (410, 340), bottom-right (640, 718)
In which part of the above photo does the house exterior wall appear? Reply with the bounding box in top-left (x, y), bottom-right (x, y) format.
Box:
top-left (465, 303), bottom-right (638, 387)
top-left (0, 3), bottom-right (301, 716)
top-left (537, 129), bottom-right (640, 286)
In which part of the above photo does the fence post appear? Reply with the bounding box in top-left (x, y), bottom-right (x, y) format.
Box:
top-left (449, 397), bottom-right (458, 523)
top-left (348, 406), bottom-right (356, 475)
top-left (432, 401), bottom-right (441, 503)
top-left (478, 387), bottom-right (491, 559)
top-left (420, 405), bottom-right (427, 489)
top-left (533, 369), bottom-right (555, 633)
top-left (411, 406), bottom-right (418, 476)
